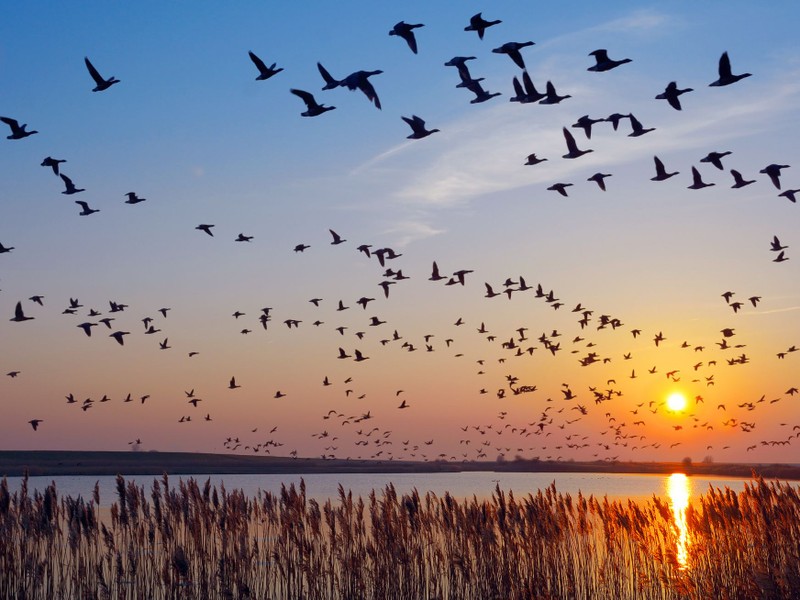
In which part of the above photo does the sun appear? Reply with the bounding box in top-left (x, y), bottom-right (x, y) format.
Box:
top-left (666, 392), bottom-right (688, 412)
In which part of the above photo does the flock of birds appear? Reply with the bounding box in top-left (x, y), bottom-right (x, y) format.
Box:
top-left (2, 9), bottom-right (798, 464)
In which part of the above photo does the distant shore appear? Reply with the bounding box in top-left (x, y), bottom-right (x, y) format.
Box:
top-left (2, 450), bottom-right (800, 480)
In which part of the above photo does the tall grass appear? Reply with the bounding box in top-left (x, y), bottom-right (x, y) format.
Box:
top-left (0, 474), bottom-right (798, 599)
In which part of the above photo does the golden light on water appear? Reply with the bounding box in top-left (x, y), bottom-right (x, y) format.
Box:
top-left (667, 473), bottom-right (691, 569)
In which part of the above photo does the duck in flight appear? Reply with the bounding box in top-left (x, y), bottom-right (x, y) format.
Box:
top-left (248, 50), bottom-right (283, 80)
top-left (402, 115), bottom-right (439, 139)
top-left (84, 57), bottom-right (120, 92)
top-left (709, 51), bottom-right (751, 87)
top-left (465, 12), bottom-right (501, 39)
top-left (290, 88), bottom-right (335, 117)
top-left (587, 49), bottom-right (631, 72)
top-left (656, 81), bottom-right (693, 110)
top-left (1, 116), bottom-right (38, 139)
top-left (389, 21), bottom-right (424, 54)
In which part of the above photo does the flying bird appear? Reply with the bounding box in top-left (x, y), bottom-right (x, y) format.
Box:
top-left (84, 57), bottom-right (120, 92)
top-left (290, 88), bottom-right (335, 117)
top-left (778, 189), bottom-right (799, 203)
top-left (60, 174), bottom-right (85, 194)
top-left (627, 114), bottom-right (655, 137)
top-left (109, 331), bottom-right (130, 345)
top-left (402, 115), bottom-right (439, 139)
top-left (0, 242), bottom-right (14, 254)
top-left (709, 51), bottom-right (751, 87)
top-left (539, 81), bottom-right (570, 104)
top-left (41, 156), bottom-right (66, 175)
top-left (465, 12), bottom-right (501, 39)
top-left (329, 229), bottom-right (346, 245)
top-left (247, 50), bottom-right (283, 80)
top-left (525, 154), bottom-right (547, 166)
top-left (587, 49), bottom-right (631, 72)
top-left (10, 302), bottom-right (34, 322)
top-left (655, 81), bottom-right (693, 110)
top-left (587, 173), bottom-right (612, 191)
top-left (561, 128), bottom-right (592, 159)
top-left (124, 192), bottom-right (146, 204)
top-left (389, 21), bottom-right (424, 54)
top-left (492, 41), bottom-right (535, 69)
top-left (730, 170), bottom-right (755, 188)
top-left (75, 201), bottom-right (99, 216)
top-left (28, 419), bottom-right (43, 431)
top-left (651, 156), bottom-right (679, 181)
top-left (547, 183), bottom-right (573, 197)
top-left (1, 116), bottom-right (38, 139)
top-left (700, 151), bottom-right (731, 170)
top-left (688, 166), bottom-right (714, 190)
top-left (759, 164), bottom-right (790, 190)
top-left (196, 224), bottom-right (215, 236)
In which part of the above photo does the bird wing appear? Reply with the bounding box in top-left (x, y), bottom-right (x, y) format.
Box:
top-left (1, 116), bottom-right (21, 132)
top-left (329, 229), bottom-right (342, 243)
top-left (248, 50), bottom-right (268, 75)
top-left (562, 128), bottom-right (579, 153)
top-left (75, 201), bottom-right (90, 211)
top-left (317, 62), bottom-right (339, 88)
top-left (718, 52), bottom-right (732, 78)
top-left (357, 78), bottom-right (381, 109)
top-left (290, 88), bottom-right (317, 108)
top-left (84, 57), bottom-right (104, 84)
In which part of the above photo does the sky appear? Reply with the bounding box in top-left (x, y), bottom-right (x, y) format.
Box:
top-left (1, 1), bottom-right (799, 465)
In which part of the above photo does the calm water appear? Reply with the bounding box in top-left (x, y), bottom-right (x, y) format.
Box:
top-left (3, 471), bottom-right (758, 507)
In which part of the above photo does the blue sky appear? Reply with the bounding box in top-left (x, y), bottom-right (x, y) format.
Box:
top-left (1, 1), bottom-right (799, 463)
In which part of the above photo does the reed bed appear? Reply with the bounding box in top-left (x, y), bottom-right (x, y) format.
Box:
top-left (0, 474), bottom-right (798, 599)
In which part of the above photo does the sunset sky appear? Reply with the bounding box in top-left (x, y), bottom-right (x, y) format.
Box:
top-left (1, 1), bottom-right (799, 464)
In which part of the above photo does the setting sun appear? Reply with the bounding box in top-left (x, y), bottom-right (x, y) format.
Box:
top-left (666, 392), bottom-right (688, 412)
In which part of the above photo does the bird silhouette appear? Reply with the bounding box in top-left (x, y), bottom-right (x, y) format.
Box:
top-left (1, 116), bottom-right (38, 139)
top-left (539, 81), bottom-right (570, 104)
top-left (547, 183), bottom-right (573, 197)
top-left (84, 57), bottom-right (120, 92)
top-left (402, 115), bottom-right (439, 139)
top-left (75, 201), bottom-right (99, 216)
top-left (700, 151), bottom-right (731, 170)
top-left (709, 51), bottom-right (751, 86)
top-left (778, 189), bottom-right (799, 203)
top-left (465, 12), bottom-right (501, 39)
top-left (492, 41), bottom-right (535, 69)
top-left (124, 192), bottom-right (146, 204)
top-left (196, 224), bottom-right (215, 236)
top-left (587, 49), bottom-right (632, 72)
top-left (60, 174), bottom-right (84, 194)
top-left (730, 169), bottom-right (755, 188)
top-left (656, 81), bottom-right (693, 110)
top-left (28, 419), bottom-right (43, 431)
top-left (329, 229), bottom-right (346, 245)
top-left (760, 164), bottom-right (790, 190)
top-left (10, 302), bottom-right (34, 322)
top-left (561, 128), bottom-right (592, 159)
top-left (41, 156), bottom-right (66, 175)
top-left (587, 173), bottom-right (612, 191)
top-left (651, 156), bottom-right (679, 181)
top-left (627, 114), bottom-right (655, 137)
top-left (525, 153), bottom-right (547, 166)
top-left (248, 51), bottom-right (283, 80)
top-left (688, 166), bottom-right (714, 189)
top-left (109, 331), bottom-right (130, 345)
top-left (0, 242), bottom-right (14, 254)
top-left (389, 21), bottom-right (424, 54)
top-left (290, 88), bottom-right (335, 117)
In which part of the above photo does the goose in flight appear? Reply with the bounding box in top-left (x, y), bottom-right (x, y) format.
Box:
top-left (656, 81), bottom-right (693, 110)
top-left (334, 69), bottom-right (383, 109)
top-left (41, 156), bottom-right (66, 175)
top-left (627, 114), bottom-right (654, 137)
top-left (463, 79), bottom-right (501, 103)
top-left (124, 192), bottom-right (146, 204)
top-left (465, 12), bottom-right (501, 39)
top-left (700, 151), bottom-right (731, 170)
top-left (1, 116), bottom-right (38, 139)
top-left (539, 81), bottom-right (570, 104)
top-left (587, 173), bottom-right (612, 191)
top-left (290, 88), bottom-right (335, 117)
top-left (77, 322), bottom-right (97, 336)
top-left (511, 71), bottom-right (546, 103)
top-left (651, 156), bottom-right (678, 181)
top-left (75, 201), bottom-right (99, 216)
top-left (709, 52), bottom-right (751, 86)
top-left (109, 331), bottom-right (130, 345)
top-left (571, 115), bottom-right (604, 139)
top-left (730, 170), bottom-right (755, 188)
top-left (294, 243), bottom-right (310, 252)
top-left (235, 233), bottom-right (253, 242)
top-left (229, 376), bottom-right (241, 389)
top-left (770, 236), bottom-right (788, 252)
top-left (28, 419), bottom-right (43, 431)
top-left (547, 183), bottom-right (573, 197)
top-left (10, 301), bottom-right (34, 322)
top-left (561, 128), bottom-right (592, 159)
top-left (688, 166), bottom-right (714, 190)
top-left (60, 174), bottom-right (85, 194)
top-left (389, 21), bottom-right (424, 54)
top-left (429, 261), bottom-right (447, 281)
top-left (85, 57), bottom-right (120, 92)
top-left (779, 189), bottom-right (799, 203)
top-left (759, 164), bottom-right (790, 190)
top-left (247, 51), bottom-right (283, 80)
top-left (525, 153), bottom-right (547, 166)
top-left (402, 115), bottom-right (439, 139)
top-left (492, 41), bottom-right (535, 69)
top-left (196, 224), bottom-right (215, 236)
top-left (329, 229), bottom-right (346, 244)
top-left (0, 242), bottom-right (13, 254)
top-left (587, 49), bottom-right (631, 72)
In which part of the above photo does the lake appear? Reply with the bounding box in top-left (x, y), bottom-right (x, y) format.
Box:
top-left (4, 470), bottom-right (757, 506)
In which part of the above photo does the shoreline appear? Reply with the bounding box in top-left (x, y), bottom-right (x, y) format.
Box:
top-left (2, 450), bottom-right (800, 480)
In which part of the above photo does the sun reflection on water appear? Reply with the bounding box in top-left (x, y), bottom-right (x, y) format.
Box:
top-left (667, 473), bottom-right (691, 569)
